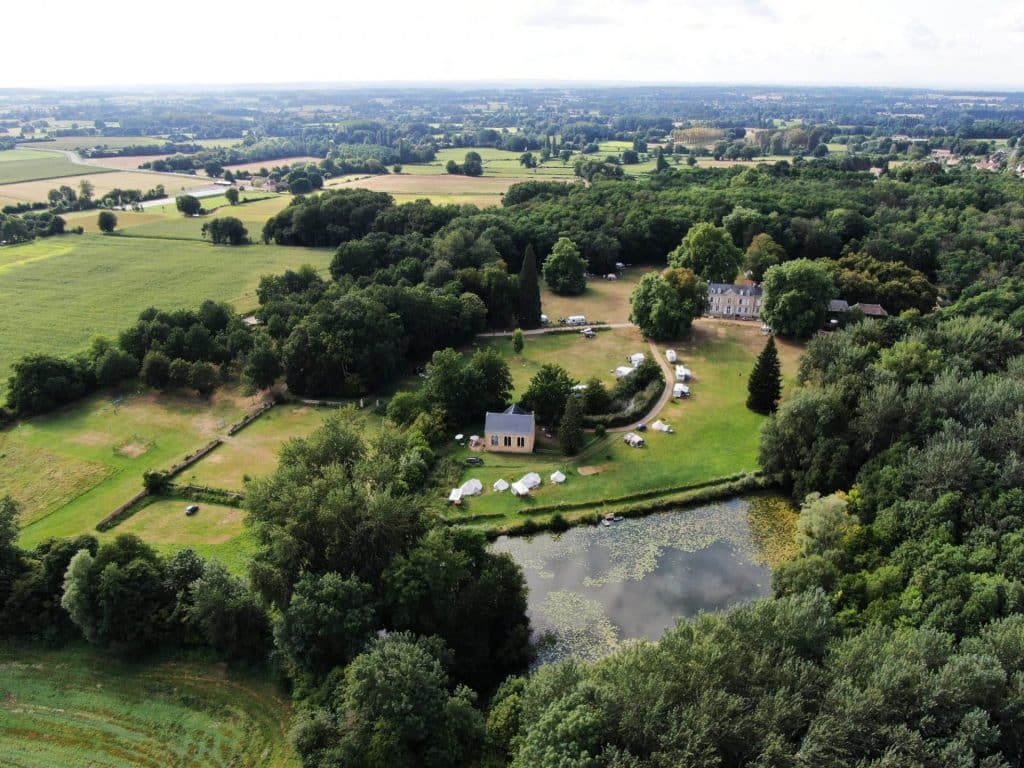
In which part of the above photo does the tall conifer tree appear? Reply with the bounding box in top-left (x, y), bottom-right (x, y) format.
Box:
top-left (518, 244), bottom-right (542, 329)
top-left (747, 336), bottom-right (782, 414)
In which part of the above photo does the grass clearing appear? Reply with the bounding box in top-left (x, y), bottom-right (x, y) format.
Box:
top-left (540, 268), bottom-right (646, 324)
top-left (449, 321), bottom-right (802, 528)
top-left (28, 136), bottom-right (172, 151)
top-left (3, 386), bottom-right (255, 548)
top-left (117, 498), bottom-right (257, 573)
top-left (0, 234), bottom-right (331, 389)
top-left (0, 644), bottom-right (298, 768)
top-left (118, 196), bottom-right (291, 240)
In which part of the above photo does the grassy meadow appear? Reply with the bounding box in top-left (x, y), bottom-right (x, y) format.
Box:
top-left (2, 385), bottom-right (258, 546)
top-left (450, 320), bottom-right (802, 527)
top-left (539, 268), bottom-right (645, 324)
top-left (0, 233), bottom-right (331, 390)
top-left (0, 645), bottom-right (298, 768)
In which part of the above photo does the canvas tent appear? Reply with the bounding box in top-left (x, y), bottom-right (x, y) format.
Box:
top-left (614, 366), bottom-right (635, 378)
top-left (673, 383), bottom-right (690, 398)
top-left (493, 478), bottom-right (510, 492)
top-left (551, 470), bottom-right (566, 484)
top-left (448, 488), bottom-right (463, 503)
top-left (520, 472), bottom-right (542, 489)
top-left (623, 432), bottom-right (645, 448)
top-left (652, 420), bottom-right (673, 433)
top-left (460, 478), bottom-right (483, 496)
top-left (511, 481), bottom-right (530, 496)
top-left (665, 349), bottom-right (677, 363)
top-left (629, 352), bottom-right (646, 366)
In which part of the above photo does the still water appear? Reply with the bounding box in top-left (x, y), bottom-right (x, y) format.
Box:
top-left (491, 495), bottom-right (797, 663)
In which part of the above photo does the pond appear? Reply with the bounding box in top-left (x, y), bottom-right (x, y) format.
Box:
top-left (490, 494), bottom-right (798, 664)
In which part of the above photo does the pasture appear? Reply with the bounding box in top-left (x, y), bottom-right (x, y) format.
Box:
top-left (0, 645), bottom-right (299, 768)
top-left (0, 148), bottom-right (110, 185)
top-left (451, 321), bottom-right (802, 527)
top-left (0, 233), bottom-right (332, 391)
top-left (0, 170), bottom-right (210, 208)
top-left (3, 386), bottom-right (255, 546)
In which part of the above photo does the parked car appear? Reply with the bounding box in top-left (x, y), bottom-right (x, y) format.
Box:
top-left (464, 457), bottom-right (485, 466)
top-left (581, 327), bottom-right (596, 338)
top-left (185, 504), bottom-right (199, 516)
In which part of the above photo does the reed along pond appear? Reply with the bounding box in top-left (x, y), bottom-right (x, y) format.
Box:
top-left (491, 495), bottom-right (798, 664)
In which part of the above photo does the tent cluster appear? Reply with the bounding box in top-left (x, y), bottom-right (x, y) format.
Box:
top-left (450, 470), bottom-right (569, 503)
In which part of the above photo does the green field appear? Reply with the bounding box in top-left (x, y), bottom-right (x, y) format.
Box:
top-left (1, 386), bottom-right (258, 550)
top-left (0, 233), bottom-right (331, 391)
top-left (0, 645), bottom-right (298, 768)
top-left (402, 147), bottom-right (578, 178)
top-left (0, 149), bottom-right (110, 184)
top-left (450, 321), bottom-right (802, 526)
top-left (116, 497), bottom-right (257, 574)
top-left (540, 268), bottom-right (645, 324)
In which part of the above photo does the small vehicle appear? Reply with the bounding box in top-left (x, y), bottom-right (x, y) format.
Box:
top-left (540, 314), bottom-right (550, 325)
top-left (636, 423), bottom-right (647, 432)
top-left (581, 328), bottom-right (596, 338)
top-left (185, 504), bottom-right (199, 516)
top-left (602, 518), bottom-right (612, 527)
top-left (464, 457), bottom-right (485, 466)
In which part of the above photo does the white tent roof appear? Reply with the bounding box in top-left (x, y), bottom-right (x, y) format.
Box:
top-left (614, 366), bottom-right (635, 378)
top-left (520, 472), bottom-right (542, 489)
top-left (448, 488), bottom-right (463, 502)
top-left (665, 349), bottom-right (677, 362)
top-left (675, 365), bottom-right (692, 379)
top-left (629, 352), bottom-right (646, 365)
top-left (493, 478), bottom-right (510, 492)
top-left (551, 470), bottom-right (567, 483)
top-left (673, 382), bottom-right (690, 396)
top-left (460, 478), bottom-right (483, 496)
top-left (511, 481), bottom-right (530, 496)
top-left (652, 420), bottom-right (672, 432)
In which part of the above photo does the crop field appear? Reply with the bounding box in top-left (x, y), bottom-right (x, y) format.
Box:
top-left (0, 170), bottom-right (209, 208)
top-left (26, 136), bottom-right (171, 151)
top-left (80, 154), bottom-right (178, 171)
top-left (0, 234), bottom-right (332, 391)
top-left (0, 149), bottom-right (111, 184)
top-left (539, 268), bottom-right (645, 324)
top-left (451, 321), bottom-right (802, 526)
top-left (0, 645), bottom-right (299, 768)
top-left (2, 386), bottom-right (255, 546)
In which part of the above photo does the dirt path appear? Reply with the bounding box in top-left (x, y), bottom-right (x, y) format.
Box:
top-left (608, 339), bottom-right (674, 433)
top-left (476, 322), bottom-right (633, 338)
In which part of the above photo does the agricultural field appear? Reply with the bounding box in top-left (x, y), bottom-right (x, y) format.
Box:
top-left (0, 170), bottom-right (209, 208)
top-left (0, 233), bottom-right (332, 391)
top-left (2, 385), bottom-right (257, 547)
top-left (0, 148), bottom-right (109, 184)
top-left (26, 136), bottom-right (171, 151)
top-left (115, 195), bottom-right (291, 240)
top-left (401, 147), bottom-right (578, 179)
top-left (450, 320), bottom-right (802, 526)
top-left (0, 645), bottom-right (299, 768)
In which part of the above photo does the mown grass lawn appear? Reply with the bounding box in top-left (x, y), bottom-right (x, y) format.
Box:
top-left (0, 644), bottom-right (299, 768)
top-left (3, 386), bottom-right (255, 546)
top-left (116, 497), bottom-right (258, 574)
top-left (448, 321), bottom-right (802, 528)
top-left (539, 267), bottom-right (647, 325)
top-left (0, 233), bottom-right (331, 391)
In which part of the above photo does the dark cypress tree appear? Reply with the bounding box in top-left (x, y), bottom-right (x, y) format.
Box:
top-left (558, 395), bottom-right (584, 456)
top-left (518, 244), bottom-right (542, 329)
top-left (655, 147), bottom-right (670, 172)
top-left (747, 336), bottom-right (782, 414)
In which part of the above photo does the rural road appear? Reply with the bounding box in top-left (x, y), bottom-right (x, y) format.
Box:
top-left (607, 339), bottom-right (675, 434)
top-left (477, 322), bottom-right (633, 338)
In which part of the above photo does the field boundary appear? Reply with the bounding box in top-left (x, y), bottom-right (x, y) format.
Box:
top-left (474, 472), bottom-right (774, 538)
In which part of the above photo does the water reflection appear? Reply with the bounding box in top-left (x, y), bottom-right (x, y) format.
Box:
top-left (492, 495), bottom-right (796, 663)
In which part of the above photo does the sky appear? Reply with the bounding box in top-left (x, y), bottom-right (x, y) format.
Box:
top-left (4, 0), bottom-right (1024, 90)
